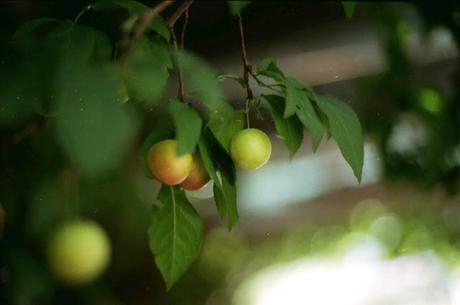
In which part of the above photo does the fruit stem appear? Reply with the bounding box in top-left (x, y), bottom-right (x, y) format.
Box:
top-left (74, 5), bottom-right (92, 23)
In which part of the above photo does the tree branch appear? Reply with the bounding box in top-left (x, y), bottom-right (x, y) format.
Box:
top-left (167, 0), bottom-right (193, 28)
top-left (119, 0), bottom-right (175, 62)
top-left (238, 14), bottom-right (253, 127)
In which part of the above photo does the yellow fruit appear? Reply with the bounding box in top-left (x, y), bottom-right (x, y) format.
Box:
top-left (230, 128), bottom-right (272, 170)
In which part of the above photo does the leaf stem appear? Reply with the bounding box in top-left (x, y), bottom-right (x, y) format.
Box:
top-left (74, 4), bottom-right (92, 23)
top-left (249, 70), bottom-right (284, 93)
top-left (238, 14), bottom-right (253, 128)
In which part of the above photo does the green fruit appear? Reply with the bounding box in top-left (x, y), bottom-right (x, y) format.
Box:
top-left (148, 139), bottom-right (193, 185)
top-left (230, 128), bottom-right (272, 170)
top-left (47, 220), bottom-right (111, 285)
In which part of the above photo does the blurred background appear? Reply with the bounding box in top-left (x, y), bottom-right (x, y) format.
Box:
top-left (1, 1), bottom-right (460, 304)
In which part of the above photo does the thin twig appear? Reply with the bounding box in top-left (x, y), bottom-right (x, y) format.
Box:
top-left (167, 0), bottom-right (194, 28)
top-left (179, 7), bottom-right (190, 49)
top-left (119, 0), bottom-right (175, 62)
top-left (238, 14), bottom-right (253, 128)
top-left (170, 27), bottom-right (186, 101)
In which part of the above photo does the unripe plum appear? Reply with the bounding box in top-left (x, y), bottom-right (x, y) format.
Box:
top-left (230, 128), bottom-right (272, 170)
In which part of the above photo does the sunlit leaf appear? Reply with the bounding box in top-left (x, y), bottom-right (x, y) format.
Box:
top-left (169, 99), bottom-right (203, 155)
top-left (264, 95), bottom-right (303, 157)
top-left (148, 185), bottom-right (203, 289)
top-left (256, 58), bottom-right (285, 82)
top-left (315, 95), bottom-right (363, 181)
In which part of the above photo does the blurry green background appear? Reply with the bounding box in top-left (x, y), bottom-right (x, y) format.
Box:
top-left (1, 1), bottom-right (460, 305)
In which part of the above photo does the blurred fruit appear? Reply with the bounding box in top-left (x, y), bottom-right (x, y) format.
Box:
top-left (181, 153), bottom-right (211, 191)
top-left (47, 220), bottom-right (111, 285)
top-left (230, 128), bottom-right (272, 170)
top-left (148, 139), bottom-right (193, 185)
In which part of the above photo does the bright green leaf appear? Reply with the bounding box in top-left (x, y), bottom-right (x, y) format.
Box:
top-left (264, 95), bottom-right (303, 157)
top-left (122, 37), bottom-right (171, 103)
top-left (169, 99), bottom-right (203, 155)
top-left (148, 185), bottom-right (203, 289)
top-left (91, 0), bottom-right (170, 40)
top-left (227, 1), bottom-right (251, 16)
top-left (315, 95), bottom-right (363, 181)
top-left (342, 2), bottom-right (357, 19)
top-left (208, 110), bottom-right (245, 151)
top-left (140, 128), bottom-right (174, 179)
top-left (54, 63), bottom-right (138, 177)
top-left (256, 58), bottom-right (285, 82)
top-left (295, 92), bottom-right (324, 151)
top-left (284, 77), bottom-right (304, 118)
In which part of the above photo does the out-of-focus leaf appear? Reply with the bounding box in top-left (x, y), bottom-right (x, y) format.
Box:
top-left (256, 58), bottom-right (285, 82)
top-left (342, 2), bottom-right (357, 18)
top-left (140, 128), bottom-right (174, 179)
top-left (315, 95), bottom-right (363, 181)
top-left (148, 185), bottom-right (203, 289)
top-left (264, 95), bottom-right (303, 157)
top-left (227, 1), bottom-right (251, 16)
top-left (179, 51), bottom-right (234, 119)
top-left (122, 37), bottom-right (171, 103)
top-left (13, 18), bottom-right (60, 51)
top-left (91, 0), bottom-right (170, 40)
top-left (169, 99), bottom-right (203, 155)
top-left (208, 110), bottom-right (244, 151)
top-left (54, 63), bottom-right (138, 177)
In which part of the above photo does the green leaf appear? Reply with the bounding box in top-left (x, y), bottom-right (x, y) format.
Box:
top-left (214, 171), bottom-right (238, 229)
top-left (13, 18), bottom-right (60, 51)
top-left (169, 99), bottom-right (203, 155)
top-left (148, 185), bottom-right (203, 289)
top-left (342, 2), bottom-right (357, 19)
top-left (54, 63), bottom-right (138, 177)
top-left (122, 37), bottom-right (171, 103)
top-left (46, 22), bottom-right (112, 63)
top-left (256, 58), bottom-right (285, 82)
top-left (91, 0), bottom-right (170, 40)
top-left (140, 128), bottom-right (174, 179)
top-left (295, 92), bottom-right (324, 151)
top-left (208, 110), bottom-right (245, 151)
top-left (284, 77), bottom-right (305, 118)
top-left (315, 95), bottom-right (363, 181)
top-left (201, 128), bottom-right (238, 229)
top-left (227, 1), bottom-right (251, 16)
top-left (264, 95), bottom-right (303, 157)
top-left (179, 51), bottom-right (234, 119)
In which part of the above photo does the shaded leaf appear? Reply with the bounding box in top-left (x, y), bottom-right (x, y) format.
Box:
top-left (214, 171), bottom-right (238, 229)
top-left (227, 1), bottom-right (251, 16)
top-left (140, 128), bottom-right (174, 179)
top-left (13, 18), bottom-right (60, 51)
top-left (169, 99), bottom-right (203, 155)
top-left (54, 63), bottom-right (138, 177)
top-left (315, 95), bottom-right (363, 181)
top-left (198, 137), bottom-right (219, 183)
top-left (122, 37), bottom-right (171, 103)
top-left (256, 58), bottom-right (285, 82)
top-left (264, 95), bottom-right (303, 157)
top-left (148, 185), bottom-right (203, 289)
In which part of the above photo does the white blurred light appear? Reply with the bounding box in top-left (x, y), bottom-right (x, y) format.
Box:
top-left (233, 240), bottom-right (455, 305)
